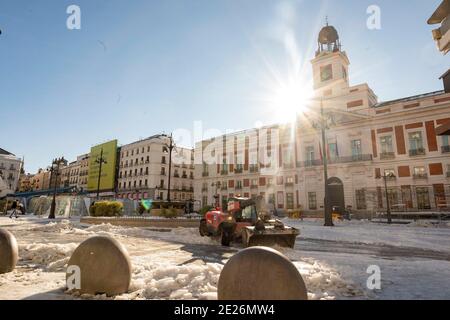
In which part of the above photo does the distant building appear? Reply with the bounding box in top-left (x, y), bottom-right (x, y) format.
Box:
top-left (116, 134), bottom-right (194, 201)
top-left (18, 173), bottom-right (34, 192)
top-left (0, 148), bottom-right (23, 197)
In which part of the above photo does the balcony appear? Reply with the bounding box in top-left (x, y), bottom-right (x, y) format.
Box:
top-left (380, 152), bottom-right (396, 160)
top-left (447, 172), bottom-right (450, 178)
top-left (283, 163), bottom-right (294, 169)
top-left (220, 170), bottom-right (229, 176)
top-left (201, 187), bottom-right (208, 192)
top-left (202, 172), bottom-right (209, 177)
top-left (221, 186), bottom-right (228, 191)
top-left (234, 168), bottom-right (243, 174)
top-left (285, 182), bottom-right (295, 187)
top-left (250, 184), bottom-right (258, 189)
top-left (409, 148), bottom-right (426, 157)
top-left (442, 145), bottom-right (450, 153)
top-left (235, 186), bottom-right (243, 190)
top-left (297, 154), bottom-right (373, 168)
top-left (174, 173), bottom-right (180, 178)
top-left (249, 166), bottom-right (259, 173)
top-left (182, 174), bottom-right (188, 179)
top-left (413, 173), bottom-right (428, 180)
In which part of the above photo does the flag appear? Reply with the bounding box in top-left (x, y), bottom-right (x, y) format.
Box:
top-left (319, 142), bottom-right (323, 161)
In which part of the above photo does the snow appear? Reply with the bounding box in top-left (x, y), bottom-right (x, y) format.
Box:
top-left (1, 217), bottom-right (450, 300)
top-left (284, 218), bottom-right (450, 253)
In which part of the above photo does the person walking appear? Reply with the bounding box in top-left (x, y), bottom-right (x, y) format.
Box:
top-left (9, 200), bottom-right (19, 219)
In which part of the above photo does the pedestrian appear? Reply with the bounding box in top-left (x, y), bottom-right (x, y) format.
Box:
top-left (9, 200), bottom-right (19, 219)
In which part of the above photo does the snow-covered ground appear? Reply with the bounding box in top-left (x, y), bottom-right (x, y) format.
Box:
top-left (1, 216), bottom-right (450, 300)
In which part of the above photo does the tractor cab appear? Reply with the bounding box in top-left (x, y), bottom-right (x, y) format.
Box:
top-left (228, 197), bottom-right (258, 224)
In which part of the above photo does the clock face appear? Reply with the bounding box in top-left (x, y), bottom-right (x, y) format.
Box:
top-left (320, 64), bottom-right (333, 82)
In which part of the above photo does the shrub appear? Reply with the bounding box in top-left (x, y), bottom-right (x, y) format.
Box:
top-left (90, 201), bottom-right (123, 217)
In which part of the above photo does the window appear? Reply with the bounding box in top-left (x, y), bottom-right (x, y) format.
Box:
top-left (236, 180), bottom-right (242, 189)
top-left (416, 187), bottom-right (431, 209)
top-left (286, 193), bottom-right (294, 209)
top-left (306, 146), bottom-right (315, 165)
top-left (277, 192), bottom-right (284, 209)
top-left (162, 156), bottom-right (166, 164)
top-left (267, 177), bottom-right (274, 186)
top-left (408, 132), bottom-right (424, 153)
top-left (413, 166), bottom-right (427, 178)
top-left (380, 136), bottom-right (394, 154)
top-left (286, 176), bottom-right (294, 185)
top-left (161, 167), bottom-right (166, 175)
top-left (384, 169), bottom-right (395, 177)
top-left (320, 64), bottom-right (333, 82)
top-left (251, 179), bottom-right (258, 187)
top-left (308, 192), bottom-right (317, 210)
top-left (355, 189), bottom-right (366, 210)
top-left (328, 142), bottom-right (338, 159)
top-left (351, 139), bottom-right (362, 158)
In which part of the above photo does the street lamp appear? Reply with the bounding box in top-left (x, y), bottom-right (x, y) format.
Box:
top-left (48, 157), bottom-right (66, 219)
top-left (211, 181), bottom-right (221, 208)
top-left (161, 134), bottom-right (179, 203)
top-left (378, 171), bottom-right (396, 224)
top-left (95, 148), bottom-right (107, 200)
top-left (309, 98), bottom-right (335, 227)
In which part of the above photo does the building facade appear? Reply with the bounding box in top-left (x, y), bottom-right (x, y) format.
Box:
top-left (0, 148), bottom-right (23, 197)
top-left (116, 134), bottom-right (195, 201)
top-left (194, 25), bottom-right (450, 216)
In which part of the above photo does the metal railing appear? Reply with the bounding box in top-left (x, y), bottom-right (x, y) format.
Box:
top-left (409, 148), bottom-right (426, 156)
top-left (380, 152), bottom-right (396, 160)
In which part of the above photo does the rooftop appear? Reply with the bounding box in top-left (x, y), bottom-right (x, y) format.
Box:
top-left (374, 90), bottom-right (445, 108)
top-left (0, 148), bottom-right (15, 156)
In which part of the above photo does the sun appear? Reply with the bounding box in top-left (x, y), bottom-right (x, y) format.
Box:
top-left (270, 79), bottom-right (314, 123)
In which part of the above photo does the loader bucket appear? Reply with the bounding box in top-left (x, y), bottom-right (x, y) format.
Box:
top-left (242, 227), bottom-right (299, 248)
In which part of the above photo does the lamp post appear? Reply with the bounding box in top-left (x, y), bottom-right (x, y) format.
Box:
top-left (309, 98), bottom-right (334, 227)
top-left (380, 171), bottom-right (395, 224)
top-left (211, 181), bottom-right (221, 208)
top-left (48, 157), bottom-right (66, 219)
top-left (95, 148), bottom-right (107, 200)
top-left (161, 134), bottom-right (177, 203)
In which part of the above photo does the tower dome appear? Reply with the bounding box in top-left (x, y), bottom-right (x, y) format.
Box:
top-left (316, 21), bottom-right (342, 56)
top-left (318, 25), bottom-right (339, 45)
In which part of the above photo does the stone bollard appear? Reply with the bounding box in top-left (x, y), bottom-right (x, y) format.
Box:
top-left (66, 236), bottom-right (132, 296)
top-left (0, 228), bottom-right (19, 274)
top-left (218, 246), bottom-right (307, 300)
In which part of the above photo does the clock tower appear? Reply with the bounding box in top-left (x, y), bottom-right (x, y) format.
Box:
top-left (311, 23), bottom-right (350, 97)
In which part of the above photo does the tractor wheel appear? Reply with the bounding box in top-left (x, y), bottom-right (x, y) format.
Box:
top-left (199, 220), bottom-right (208, 237)
top-left (221, 230), bottom-right (232, 247)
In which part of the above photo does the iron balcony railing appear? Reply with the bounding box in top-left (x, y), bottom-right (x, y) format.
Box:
top-left (442, 145), bottom-right (450, 153)
top-left (413, 173), bottom-right (428, 179)
top-left (297, 154), bottom-right (373, 168)
top-left (409, 148), bottom-right (426, 156)
top-left (380, 152), bottom-right (396, 160)
top-left (202, 172), bottom-right (209, 177)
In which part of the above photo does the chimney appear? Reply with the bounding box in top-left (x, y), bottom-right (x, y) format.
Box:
top-left (440, 69), bottom-right (450, 93)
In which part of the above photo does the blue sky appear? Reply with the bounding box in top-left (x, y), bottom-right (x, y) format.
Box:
top-left (0, 0), bottom-right (447, 173)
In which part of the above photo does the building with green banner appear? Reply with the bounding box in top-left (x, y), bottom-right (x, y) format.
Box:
top-left (87, 140), bottom-right (118, 196)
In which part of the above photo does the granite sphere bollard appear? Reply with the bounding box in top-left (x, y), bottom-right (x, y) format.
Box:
top-left (0, 228), bottom-right (19, 274)
top-left (66, 236), bottom-right (132, 296)
top-left (218, 246), bottom-right (308, 300)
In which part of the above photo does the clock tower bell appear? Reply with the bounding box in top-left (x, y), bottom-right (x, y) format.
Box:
top-left (311, 23), bottom-right (350, 96)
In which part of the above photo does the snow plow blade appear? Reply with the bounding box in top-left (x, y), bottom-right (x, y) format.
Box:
top-left (242, 226), bottom-right (299, 249)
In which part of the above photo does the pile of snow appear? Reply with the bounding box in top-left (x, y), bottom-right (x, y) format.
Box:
top-left (29, 220), bottom-right (89, 235)
top-left (82, 223), bottom-right (214, 245)
top-left (19, 243), bottom-right (77, 272)
top-left (124, 260), bottom-right (221, 300)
